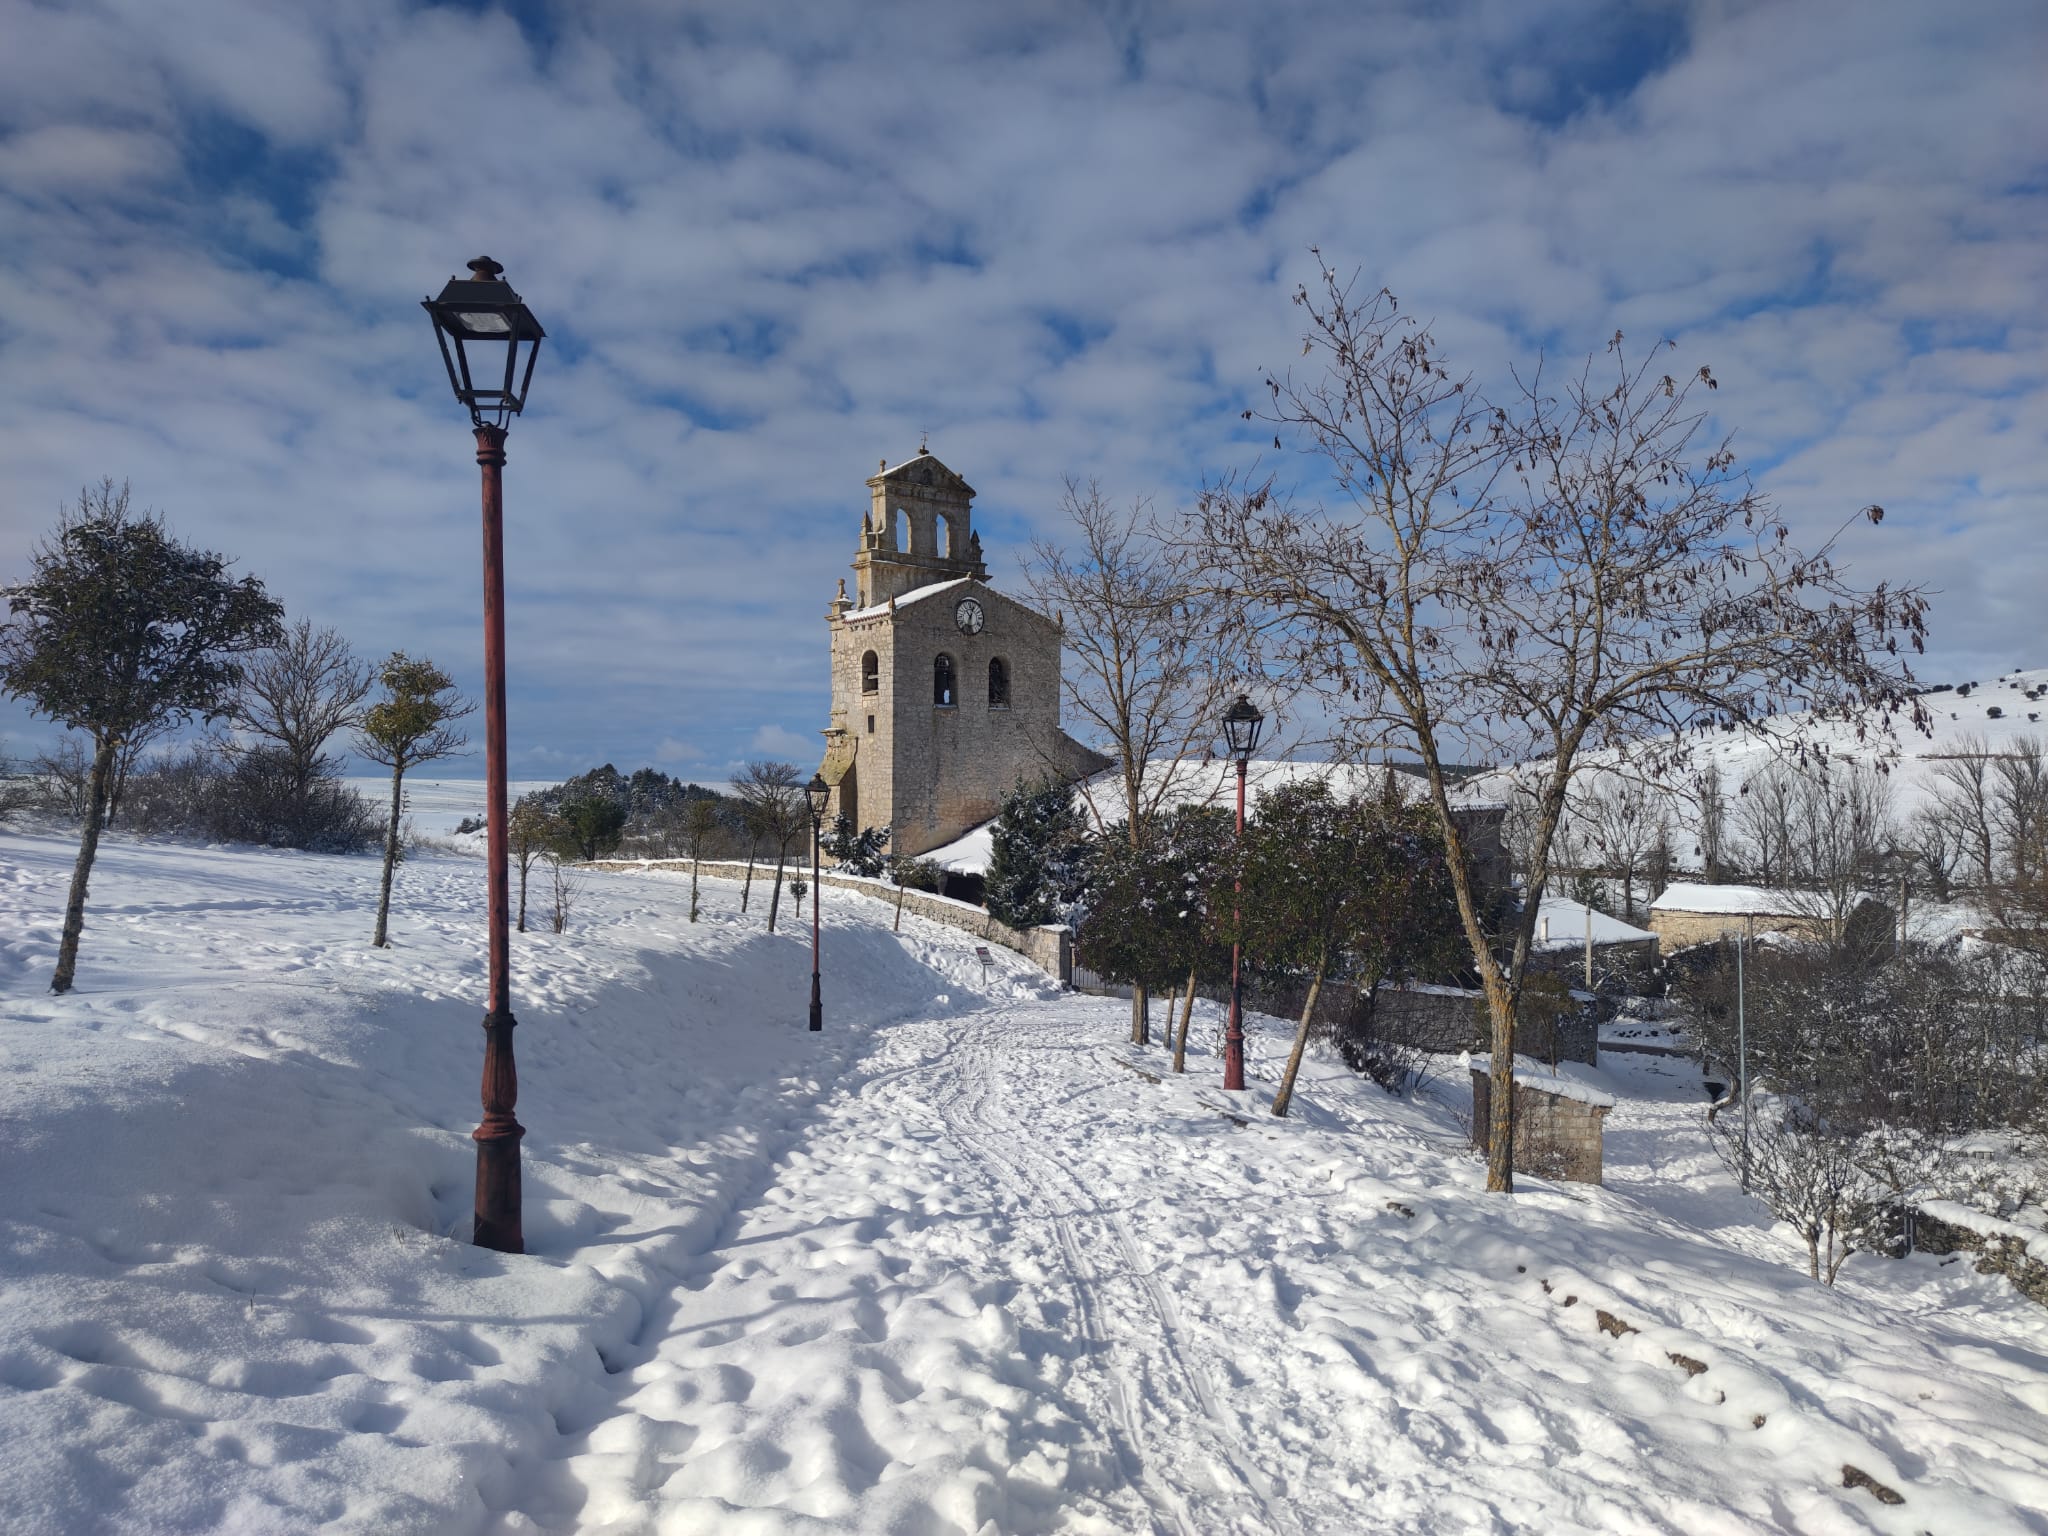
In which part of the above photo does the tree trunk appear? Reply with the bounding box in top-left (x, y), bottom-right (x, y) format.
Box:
top-left (1483, 972), bottom-right (1520, 1192)
top-left (1172, 968), bottom-right (1197, 1074)
top-left (690, 854), bottom-right (701, 922)
top-left (767, 855), bottom-right (785, 932)
top-left (516, 853), bottom-right (529, 933)
top-left (742, 850), bottom-right (755, 912)
top-left (49, 735), bottom-right (117, 994)
top-left (373, 762), bottom-right (403, 948)
top-left (1271, 961), bottom-right (1327, 1118)
top-left (1130, 982), bottom-right (1150, 1046)
top-left (894, 875), bottom-right (906, 932)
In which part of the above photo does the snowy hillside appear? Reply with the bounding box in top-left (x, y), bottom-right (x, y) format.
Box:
top-left (1470, 667), bottom-right (2048, 831)
top-left (2, 829), bottom-right (2046, 1532)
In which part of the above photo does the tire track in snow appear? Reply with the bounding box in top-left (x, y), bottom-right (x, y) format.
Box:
top-left (928, 1013), bottom-right (1295, 1536)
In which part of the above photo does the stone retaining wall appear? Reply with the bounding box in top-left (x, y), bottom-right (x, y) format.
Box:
top-left (1911, 1207), bottom-right (2048, 1307)
top-left (584, 858), bottom-right (1073, 983)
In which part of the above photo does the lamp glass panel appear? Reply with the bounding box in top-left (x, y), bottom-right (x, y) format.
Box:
top-left (455, 311), bottom-right (514, 334)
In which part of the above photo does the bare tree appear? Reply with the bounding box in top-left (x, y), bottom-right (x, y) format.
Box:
top-left (1923, 736), bottom-right (1997, 888)
top-left (1024, 479), bottom-right (1230, 1045)
top-left (1731, 762), bottom-right (1800, 886)
top-left (30, 737), bottom-right (93, 821)
top-left (356, 653), bottom-right (472, 948)
top-left (1693, 761), bottom-right (1727, 883)
top-left (543, 848), bottom-right (581, 933)
top-left (509, 795), bottom-right (565, 934)
top-left (224, 619), bottom-right (373, 842)
top-left (1575, 775), bottom-right (1659, 923)
top-left (733, 760), bottom-right (806, 932)
top-left (1992, 735), bottom-right (2048, 885)
top-left (1782, 761), bottom-right (1896, 949)
top-left (1197, 259), bottom-right (1924, 1191)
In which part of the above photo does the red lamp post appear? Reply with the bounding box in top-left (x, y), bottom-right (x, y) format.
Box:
top-left (805, 774), bottom-right (830, 1032)
top-left (1220, 693), bottom-right (1265, 1091)
top-left (422, 257), bottom-right (545, 1253)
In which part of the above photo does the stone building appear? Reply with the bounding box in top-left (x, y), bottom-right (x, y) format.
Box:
top-left (816, 452), bottom-right (1108, 857)
top-left (1648, 881), bottom-right (1892, 950)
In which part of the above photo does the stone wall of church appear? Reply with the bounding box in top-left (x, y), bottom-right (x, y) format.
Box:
top-left (878, 586), bottom-right (1067, 856)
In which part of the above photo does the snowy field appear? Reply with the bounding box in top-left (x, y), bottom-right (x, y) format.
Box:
top-left (3, 829), bottom-right (2047, 1533)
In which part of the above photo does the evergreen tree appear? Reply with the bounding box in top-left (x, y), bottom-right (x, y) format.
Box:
top-left (985, 775), bottom-right (1093, 929)
top-left (558, 793), bottom-right (627, 861)
top-left (1076, 805), bottom-right (1233, 1068)
top-left (0, 482), bottom-right (284, 991)
top-left (823, 816), bottom-right (890, 878)
top-left (1236, 777), bottom-right (1458, 1117)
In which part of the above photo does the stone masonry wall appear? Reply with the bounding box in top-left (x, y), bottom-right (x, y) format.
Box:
top-left (1470, 1067), bottom-right (1610, 1184)
top-left (585, 858), bottom-right (1073, 983)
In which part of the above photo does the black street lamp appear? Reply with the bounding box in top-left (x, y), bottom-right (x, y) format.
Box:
top-left (806, 773), bottom-right (830, 1032)
top-left (1219, 693), bottom-right (1265, 1092)
top-left (422, 256), bottom-right (546, 1254)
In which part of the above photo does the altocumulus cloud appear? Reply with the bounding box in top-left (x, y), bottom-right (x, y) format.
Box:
top-left (1, 0), bottom-right (2041, 776)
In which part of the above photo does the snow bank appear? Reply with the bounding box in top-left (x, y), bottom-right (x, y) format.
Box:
top-left (3, 826), bottom-right (2045, 1532)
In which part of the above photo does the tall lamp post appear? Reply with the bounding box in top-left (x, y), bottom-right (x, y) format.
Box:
top-left (805, 774), bottom-right (830, 1032)
top-left (422, 257), bottom-right (545, 1254)
top-left (1219, 694), bottom-right (1265, 1092)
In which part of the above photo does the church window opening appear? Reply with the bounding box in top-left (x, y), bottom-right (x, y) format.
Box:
top-left (988, 657), bottom-right (1010, 708)
top-left (860, 650), bottom-right (879, 693)
top-left (934, 653), bottom-right (956, 707)
top-left (866, 714), bottom-right (875, 734)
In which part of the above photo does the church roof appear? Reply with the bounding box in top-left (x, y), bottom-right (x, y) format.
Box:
top-left (840, 575), bottom-right (972, 624)
top-left (869, 452), bottom-right (975, 496)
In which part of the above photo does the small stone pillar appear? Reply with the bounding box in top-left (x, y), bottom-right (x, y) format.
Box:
top-left (1470, 1055), bottom-right (1614, 1185)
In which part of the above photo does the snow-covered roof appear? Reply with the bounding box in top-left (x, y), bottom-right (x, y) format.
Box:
top-left (1651, 882), bottom-right (1809, 916)
top-left (841, 576), bottom-right (971, 624)
top-left (1533, 896), bottom-right (1656, 949)
top-left (1466, 1054), bottom-right (1616, 1108)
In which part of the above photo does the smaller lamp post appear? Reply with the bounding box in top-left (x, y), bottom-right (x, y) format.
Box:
top-left (806, 773), bottom-right (830, 1032)
top-left (1219, 694), bottom-right (1265, 1092)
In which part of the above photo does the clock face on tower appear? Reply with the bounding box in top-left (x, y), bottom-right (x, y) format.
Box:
top-left (954, 597), bottom-right (986, 635)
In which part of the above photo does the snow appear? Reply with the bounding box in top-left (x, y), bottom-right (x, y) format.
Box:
top-left (4, 824), bottom-right (2047, 1532)
top-left (924, 822), bottom-right (993, 875)
top-left (1465, 1053), bottom-right (1619, 1107)
top-left (1652, 880), bottom-right (1808, 916)
top-left (1533, 895), bottom-right (1656, 948)
top-left (1916, 1202), bottom-right (2048, 1266)
top-left (840, 576), bottom-right (971, 625)
top-left (340, 777), bottom-right (561, 838)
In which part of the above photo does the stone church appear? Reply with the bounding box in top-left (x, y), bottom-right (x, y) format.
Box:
top-left (817, 452), bottom-right (1108, 858)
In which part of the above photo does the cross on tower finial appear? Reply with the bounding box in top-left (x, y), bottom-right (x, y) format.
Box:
top-left (919, 428), bottom-right (929, 455)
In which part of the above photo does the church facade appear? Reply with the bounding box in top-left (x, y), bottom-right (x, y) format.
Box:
top-left (818, 452), bottom-right (1108, 857)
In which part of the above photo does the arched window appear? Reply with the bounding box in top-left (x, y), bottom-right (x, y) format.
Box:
top-left (988, 656), bottom-right (1010, 708)
top-left (933, 653), bottom-right (956, 707)
top-left (860, 650), bottom-right (879, 693)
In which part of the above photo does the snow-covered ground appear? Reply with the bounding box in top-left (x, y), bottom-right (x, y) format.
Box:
top-left (3, 827), bottom-right (2047, 1533)
top-left (339, 778), bottom-right (560, 840)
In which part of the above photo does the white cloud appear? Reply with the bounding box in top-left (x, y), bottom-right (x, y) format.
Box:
top-left (747, 725), bottom-right (820, 763)
top-left (0, 0), bottom-right (2041, 769)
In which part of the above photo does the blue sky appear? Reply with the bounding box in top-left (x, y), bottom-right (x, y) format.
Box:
top-left (1, 0), bottom-right (2042, 781)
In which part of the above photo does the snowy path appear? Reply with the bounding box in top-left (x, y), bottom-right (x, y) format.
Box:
top-left (3, 827), bottom-right (2047, 1534)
